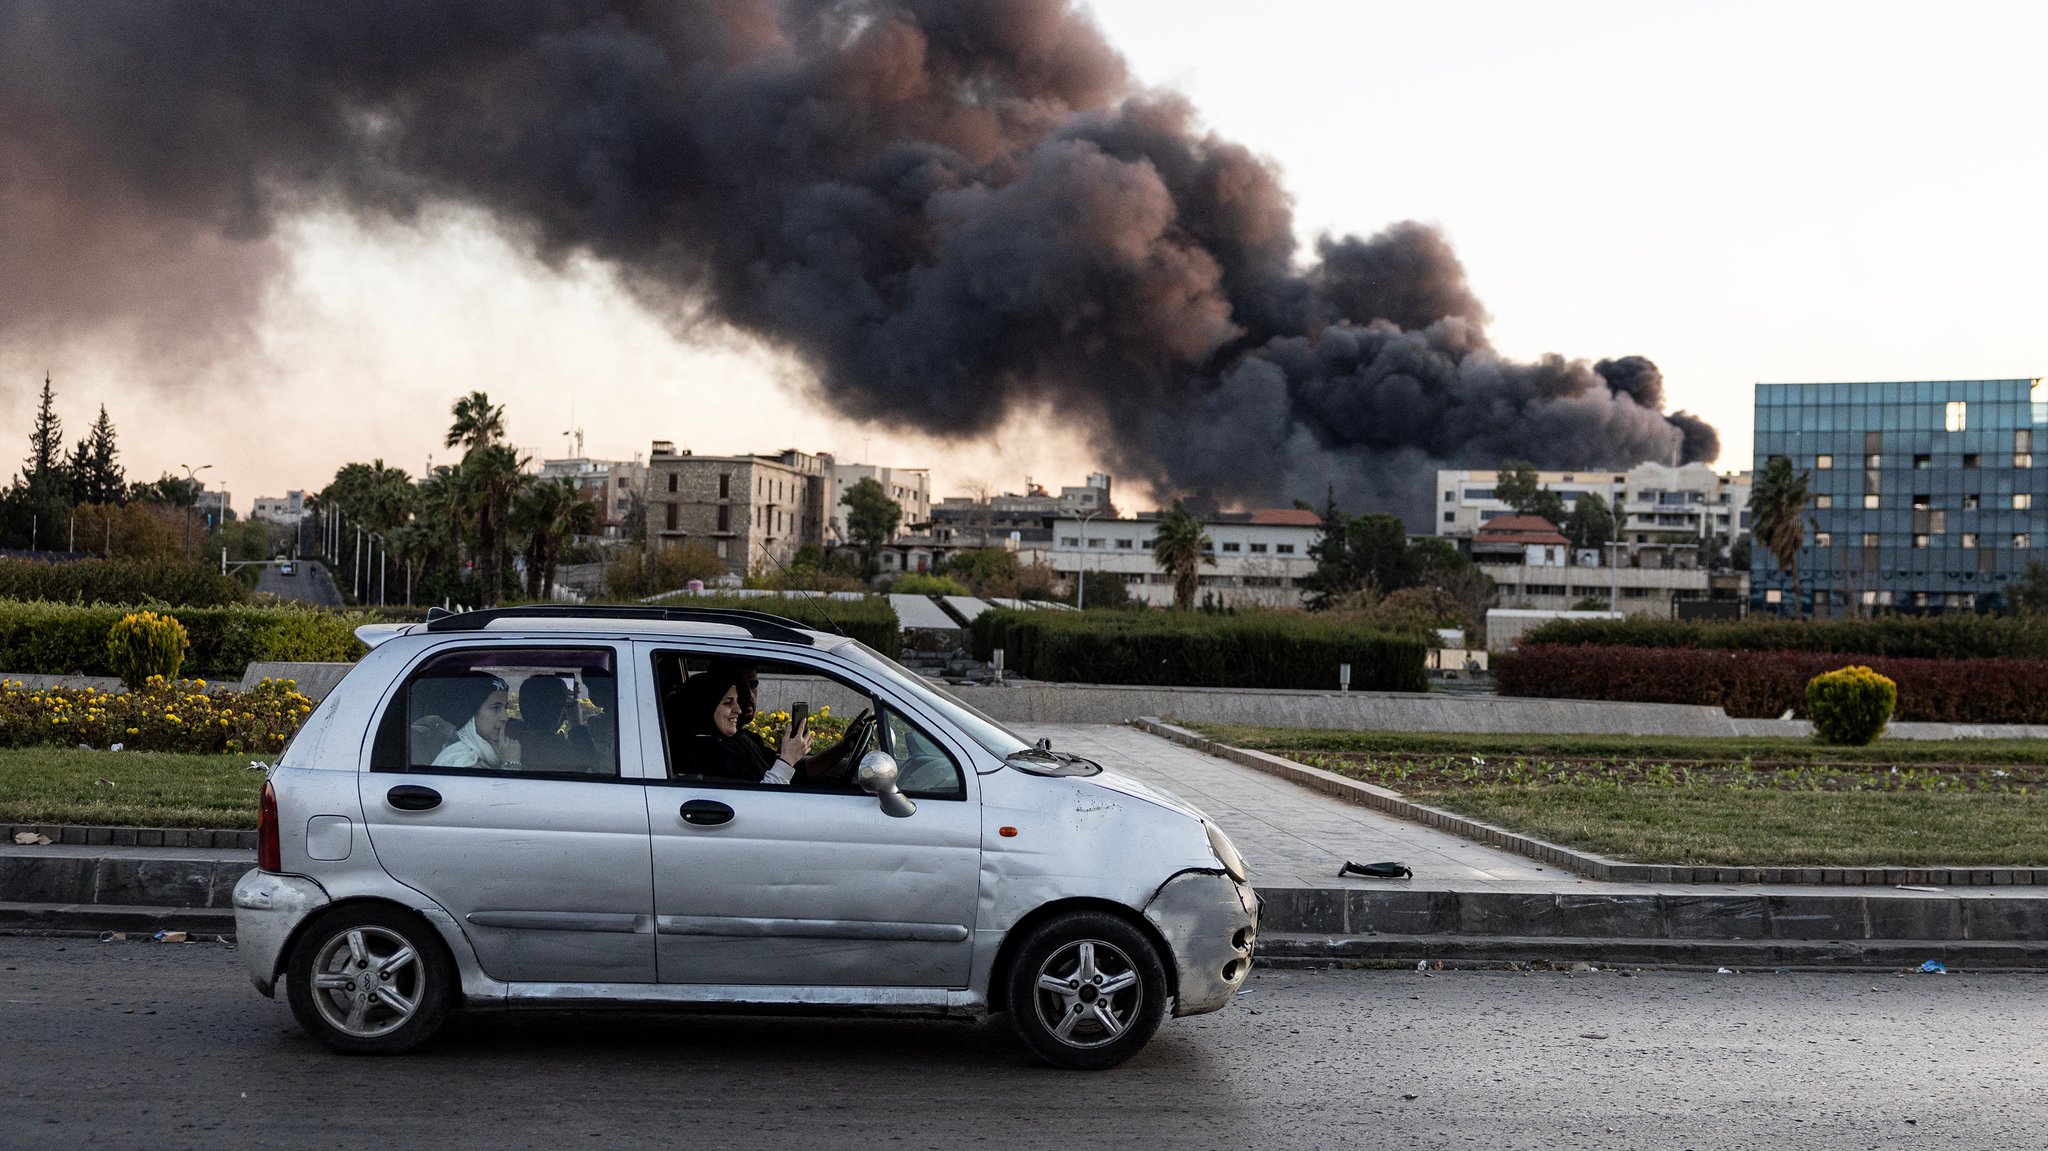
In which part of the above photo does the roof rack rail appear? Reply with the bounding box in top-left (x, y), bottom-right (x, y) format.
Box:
top-left (421, 605), bottom-right (819, 644)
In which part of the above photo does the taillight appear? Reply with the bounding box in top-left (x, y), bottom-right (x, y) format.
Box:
top-left (257, 780), bottom-right (281, 872)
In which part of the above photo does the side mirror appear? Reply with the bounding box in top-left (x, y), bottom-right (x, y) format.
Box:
top-left (857, 750), bottom-right (916, 818)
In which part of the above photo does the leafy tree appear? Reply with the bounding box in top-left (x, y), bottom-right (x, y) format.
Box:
top-left (1074, 569), bottom-right (1132, 610)
top-left (942, 548), bottom-right (1021, 592)
top-left (1748, 456), bottom-right (1811, 616)
top-left (2012, 561), bottom-right (2048, 614)
top-left (606, 541), bottom-right (725, 598)
top-left (1494, 459), bottom-right (1566, 525)
top-left (314, 460), bottom-right (415, 534)
top-left (67, 404), bottom-right (126, 507)
top-left (1563, 491), bottom-right (1615, 552)
top-left (131, 473), bottom-right (203, 507)
top-left (888, 572), bottom-right (972, 596)
top-left (463, 442), bottom-right (528, 606)
top-left (1150, 501), bottom-right (1213, 610)
top-left (1300, 488), bottom-right (1412, 609)
top-left (840, 477), bottom-right (901, 576)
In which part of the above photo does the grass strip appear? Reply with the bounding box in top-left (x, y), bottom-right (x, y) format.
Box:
top-left (1192, 724), bottom-right (2048, 866)
top-left (0, 747), bottom-right (261, 828)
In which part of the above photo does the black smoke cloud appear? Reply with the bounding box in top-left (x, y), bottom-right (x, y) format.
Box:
top-left (0, 0), bottom-right (1717, 524)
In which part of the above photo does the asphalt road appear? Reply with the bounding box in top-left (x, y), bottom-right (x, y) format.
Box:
top-left (2, 937), bottom-right (2043, 1150)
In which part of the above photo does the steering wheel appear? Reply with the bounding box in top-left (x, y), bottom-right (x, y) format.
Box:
top-left (827, 709), bottom-right (876, 786)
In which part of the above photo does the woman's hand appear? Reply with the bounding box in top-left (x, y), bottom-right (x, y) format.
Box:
top-left (778, 721), bottom-right (813, 766)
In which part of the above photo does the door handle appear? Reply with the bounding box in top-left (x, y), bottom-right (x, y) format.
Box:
top-left (679, 799), bottom-right (734, 827)
top-left (387, 785), bottom-right (442, 811)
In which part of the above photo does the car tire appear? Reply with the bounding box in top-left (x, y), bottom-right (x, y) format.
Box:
top-left (1004, 910), bottom-right (1168, 1070)
top-left (285, 904), bottom-right (452, 1055)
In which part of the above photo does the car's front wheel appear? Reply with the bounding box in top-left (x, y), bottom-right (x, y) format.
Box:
top-left (284, 905), bottom-right (451, 1055)
top-left (1005, 910), bottom-right (1168, 1070)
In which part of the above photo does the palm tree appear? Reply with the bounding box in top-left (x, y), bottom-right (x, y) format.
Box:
top-left (462, 443), bottom-right (528, 606)
top-left (513, 476), bottom-right (597, 600)
top-left (1150, 501), bottom-right (1214, 610)
top-left (1748, 456), bottom-right (1811, 616)
top-left (445, 392), bottom-right (506, 454)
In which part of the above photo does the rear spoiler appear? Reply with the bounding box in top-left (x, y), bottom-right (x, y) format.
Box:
top-left (353, 623), bottom-right (412, 650)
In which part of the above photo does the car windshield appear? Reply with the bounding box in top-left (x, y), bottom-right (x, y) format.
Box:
top-left (840, 641), bottom-right (1032, 760)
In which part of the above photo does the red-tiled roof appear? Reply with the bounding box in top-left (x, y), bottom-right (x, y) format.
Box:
top-left (1247, 508), bottom-right (1322, 526)
top-left (1474, 514), bottom-right (1569, 546)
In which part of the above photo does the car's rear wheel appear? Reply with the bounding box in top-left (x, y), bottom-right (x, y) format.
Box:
top-left (1005, 911), bottom-right (1167, 1070)
top-left (285, 905), bottom-right (451, 1055)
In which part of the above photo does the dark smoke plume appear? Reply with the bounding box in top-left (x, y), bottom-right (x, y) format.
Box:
top-left (0, 0), bottom-right (1717, 524)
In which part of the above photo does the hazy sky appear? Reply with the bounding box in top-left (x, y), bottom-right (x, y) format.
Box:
top-left (5, 0), bottom-right (2043, 514)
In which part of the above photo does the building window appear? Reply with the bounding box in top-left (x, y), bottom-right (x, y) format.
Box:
top-left (2019, 430), bottom-right (2034, 468)
top-left (2017, 494), bottom-right (2034, 511)
top-left (1964, 494), bottom-right (1981, 510)
top-left (1912, 495), bottom-right (1931, 510)
top-left (665, 503), bottom-right (678, 531)
top-left (1060, 537), bottom-right (1079, 547)
top-left (1913, 534), bottom-right (1929, 549)
top-left (716, 540), bottom-right (729, 559)
top-left (1443, 512), bottom-right (1455, 523)
top-left (1964, 454), bottom-right (1981, 469)
top-left (667, 473), bottom-right (678, 494)
top-left (1250, 543), bottom-right (1268, 553)
top-left (1962, 533), bottom-right (1978, 549)
top-left (1815, 455), bottom-right (1833, 469)
top-left (718, 473), bottom-right (730, 498)
top-left (1087, 537), bottom-right (1105, 548)
top-left (1945, 401), bottom-right (1968, 432)
top-left (1930, 510), bottom-right (1947, 533)
top-left (1765, 589), bottom-right (1783, 604)
top-left (1863, 495), bottom-right (1881, 510)
top-left (1865, 453), bottom-right (1883, 469)
top-left (1277, 544), bottom-right (1296, 554)
top-left (1443, 491), bottom-right (1454, 502)
top-left (2017, 534), bottom-right (2032, 550)
top-left (716, 505), bottom-right (729, 532)
top-left (1815, 494), bottom-right (1833, 509)
top-left (1913, 454), bottom-right (1932, 469)
top-left (1221, 542), bottom-right (1241, 553)
top-left (1861, 533), bottom-right (1880, 547)
top-left (1115, 538), bottom-right (1135, 549)
top-left (1814, 531), bottom-right (1832, 547)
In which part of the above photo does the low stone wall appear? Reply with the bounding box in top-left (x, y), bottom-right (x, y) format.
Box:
top-left (239, 662), bottom-right (356, 700)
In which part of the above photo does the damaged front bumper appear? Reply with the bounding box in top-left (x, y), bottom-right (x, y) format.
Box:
top-left (1143, 870), bottom-right (1258, 1016)
top-left (232, 869), bottom-right (330, 997)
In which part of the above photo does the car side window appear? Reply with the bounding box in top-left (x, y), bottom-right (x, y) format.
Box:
top-left (879, 706), bottom-right (966, 800)
top-left (372, 647), bottom-right (619, 777)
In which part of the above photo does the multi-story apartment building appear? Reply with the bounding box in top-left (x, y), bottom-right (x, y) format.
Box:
top-left (931, 473), bottom-right (1113, 551)
top-left (1752, 379), bottom-right (2047, 615)
top-left (643, 443), bottom-right (827, 575)
top-left (1050, 508), bottom-right (1318, 608)
top-left (538, 456), bottom-right (648, 539)
top-left (250, 491), bottom-right (308, 525)
top-left (1437, 462), bottom-right (1750, 570)
top-left (824, 458), bottom-right (932, 542)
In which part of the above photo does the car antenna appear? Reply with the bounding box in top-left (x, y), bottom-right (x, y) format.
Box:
top-left (754, 539), bottom-right (849, 638)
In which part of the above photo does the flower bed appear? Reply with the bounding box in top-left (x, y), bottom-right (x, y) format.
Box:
top-left (0, 676), bottom-right (315, 755)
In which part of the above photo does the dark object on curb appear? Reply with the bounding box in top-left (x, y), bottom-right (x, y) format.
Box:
top-left (1339, 861), bottom-right (1412, 879)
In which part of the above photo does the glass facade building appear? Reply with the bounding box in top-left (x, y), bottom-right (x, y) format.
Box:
top-left (1752, 379), bottom-right (2047, 615)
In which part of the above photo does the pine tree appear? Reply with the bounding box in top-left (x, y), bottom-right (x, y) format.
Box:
top-left (4, 373), bottom-right (73, 548)
top-left (67, 404), bottom-right (126, 506)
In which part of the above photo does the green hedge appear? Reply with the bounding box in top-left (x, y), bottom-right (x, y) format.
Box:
top-left (642, 595), bottom-right (901, 654)
top-left (0, 558), bottom-right (246, 607)
top-left (1519, 614), bottom-right (2048, 661)
top-left (0, 601), bottom-right (369, 679)
top-left (968, 609), bottom-right (1427, 691)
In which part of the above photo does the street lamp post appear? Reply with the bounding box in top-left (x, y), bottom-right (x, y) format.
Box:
top-left (179, 463), bottom-right (212, 560)
top-left (1074, 511), bottom-right (1100, 611)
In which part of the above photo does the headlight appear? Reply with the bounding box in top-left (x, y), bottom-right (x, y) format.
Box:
top-left (1204, 821), bottom-right (1247, 883)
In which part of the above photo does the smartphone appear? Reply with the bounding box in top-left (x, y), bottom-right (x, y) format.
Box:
top-left (789, 701), bottom-right (810, 738)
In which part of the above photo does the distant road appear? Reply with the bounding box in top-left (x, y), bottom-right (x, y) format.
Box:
top-left (253, 560), bottom-right (343, 607)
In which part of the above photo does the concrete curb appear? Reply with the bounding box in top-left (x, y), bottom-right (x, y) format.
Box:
top-left (0, 901), bottom-right (235, 936)
top-left (7, 823), bottom-right (257, 850)
top-left (1255, 933), bottom-right (2048, 969)
top-left (1134, 718), bottom-right (2045, 888)
top-left (0, 850), bottom-right (251, 909)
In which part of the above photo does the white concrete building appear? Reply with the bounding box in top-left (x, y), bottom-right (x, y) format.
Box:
top-left (1051, 508), bottom-right (1319, 607)
top-left (1436, 462), bottom-right (1752, 564)
top-left (826, 458), bottom-right (932, 541)
top-left (250, 490), bottom-right (308, 525)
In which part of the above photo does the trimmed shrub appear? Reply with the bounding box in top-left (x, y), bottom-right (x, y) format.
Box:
top-left (1518, 614), bottom-right (2048, 661)
top-left (887, 573), bottom-right (972, 597)
top-left (968, 609), bottom-right (1428, 691)
top-left (1496, 643), bottom-right (2048, 724)
top-left (632, 594), bottom-right (900, 654)
top-left (0, 601), bottom-right (368, 679)
top-left (106, 610), bottom-right (189, 689)
top-left (1805, 666), bottom-right (1897, 745)
top-left (0, 558), bottom-right (246, 607)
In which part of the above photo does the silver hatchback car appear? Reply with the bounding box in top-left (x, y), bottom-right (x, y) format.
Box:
top-left (235, 606), bottom-right (1257, 1069)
